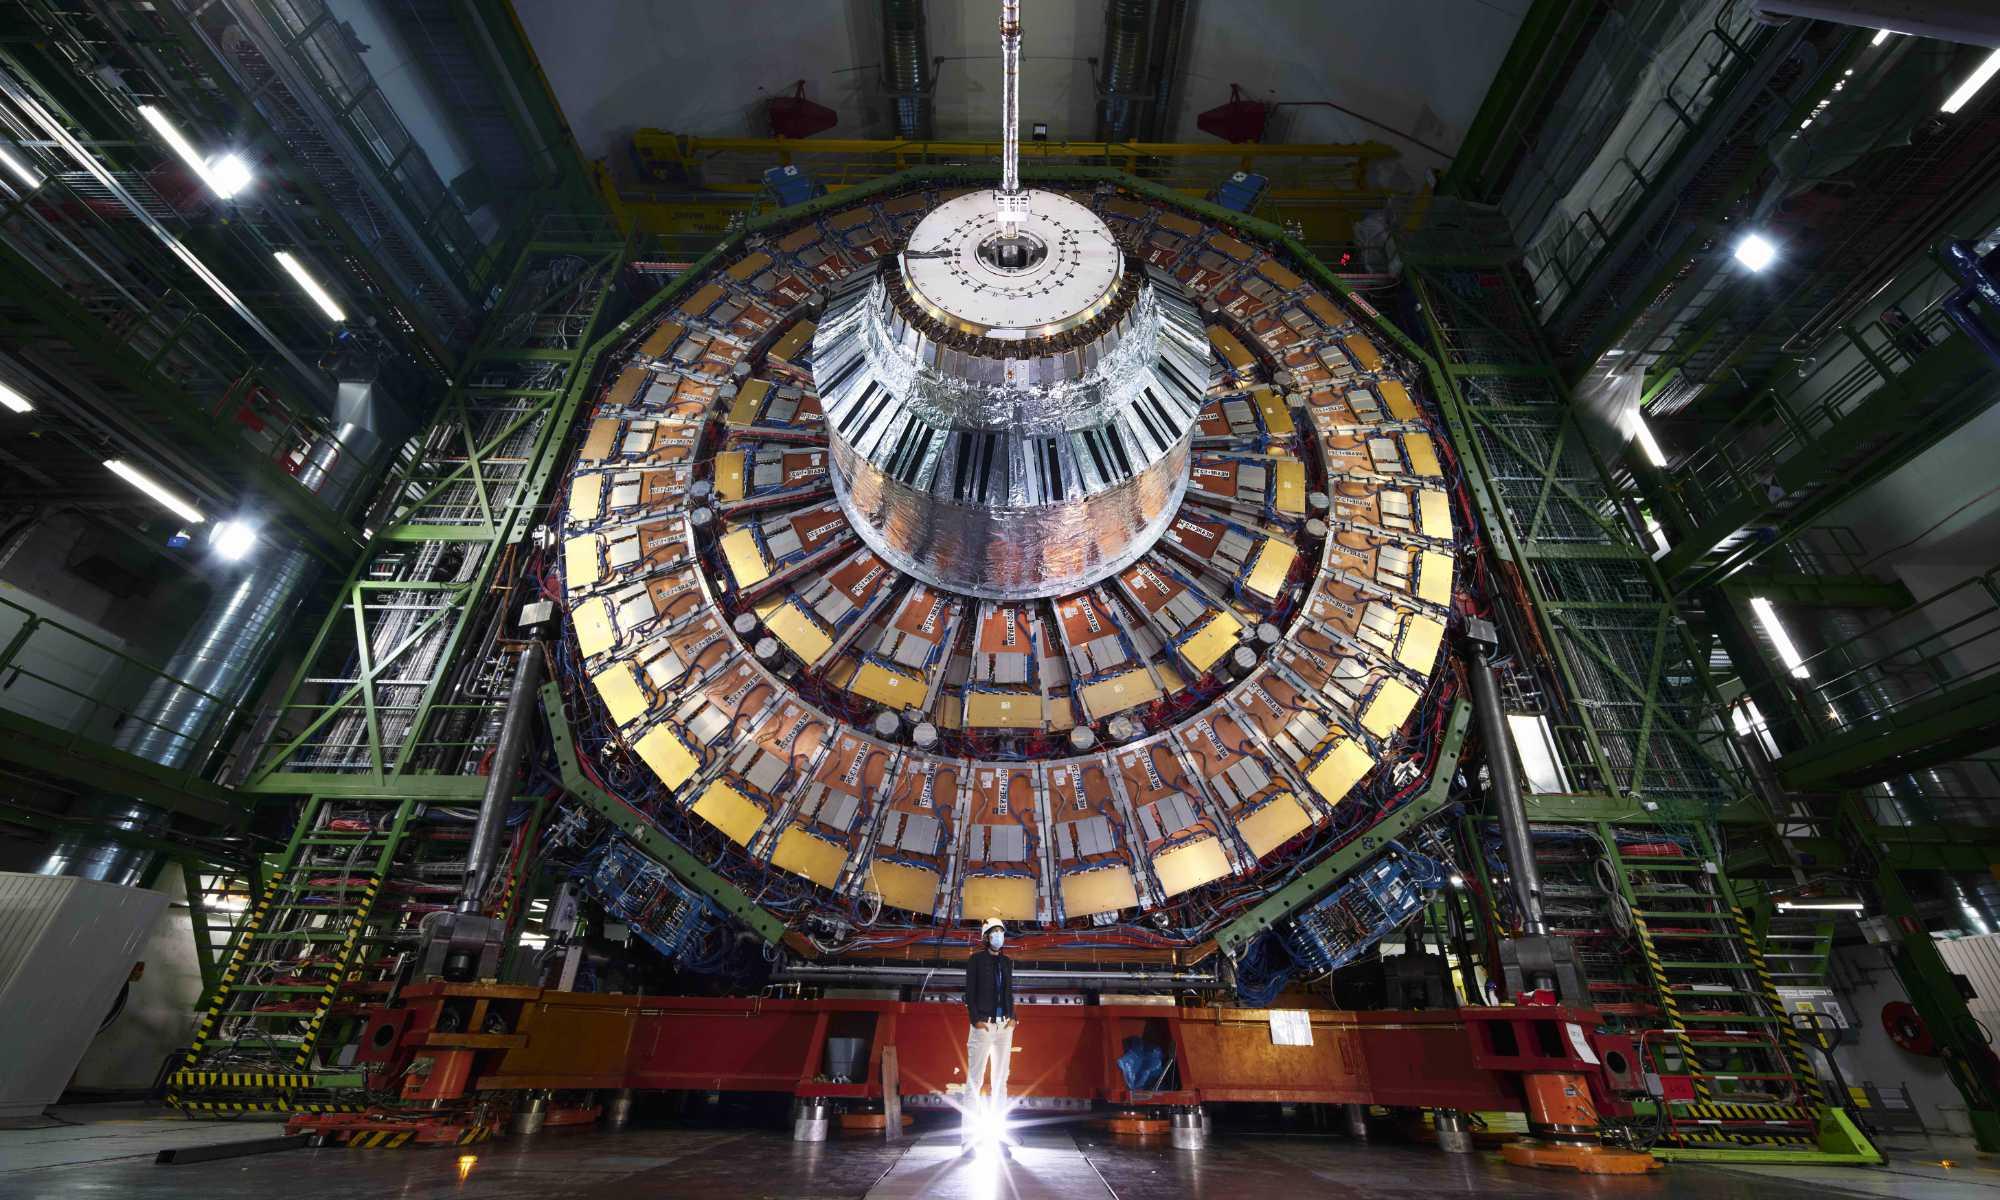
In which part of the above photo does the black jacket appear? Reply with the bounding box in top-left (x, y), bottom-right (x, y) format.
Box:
top-left (966, 948), bottom-right (1013, 1023)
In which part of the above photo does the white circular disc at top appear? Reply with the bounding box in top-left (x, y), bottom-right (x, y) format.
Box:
top-left (900, 189), bottom-right (1123, 337)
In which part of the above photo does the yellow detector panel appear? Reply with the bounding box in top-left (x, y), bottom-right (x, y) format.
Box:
top-left (581, 417), bottom-right (619, 462)
top-left (964, 690), bottom-right (1043, 729)
top-left (765, 603), bottom-right (834, 666)
top-left (608, 366), bottom-right (648, 408)
top-left (1253, 387), bottom-right (1295, 437)
top-left (1397, 614), bottom-right (1446, 675)
top-left (1245, 540), bottom-right (1298, 601)
top-left (592, 663), bottom-right (648, 728)
top-left (1361, 678), bottom-right (1420, 738)
top-left (869, 861), bottom-right (940, 914)
top-left (692, 780), bottom-right (766, 847)
top-left (564, 534), bottom-right (601, 588)
top-left (1237, 792), bottom-right (1314, 859)
top-left (720, 528), bottom-right (769, 588)
top-left (852, 661), bottom-right (928, 710)
top-left (634, 724), bottom-right (699, 791)
top-left (962, 875), bottom-right (1037, 921)
top-left (1077, 668), bottom-right (1161, 719)
top-left (727, 379), bottom-right (771, 427)
top-left (771, 827), bottom-right (848, 888)
top-left (574, 597), bottom-right (617, 659)
top-left (1207, 326), bottom-right (1254, 370)
top-left (569, 475), bottom-right (604, 523)
top-left (637, 320), bottom-right (684, 359)
top-left (1418, 490), bottom-right (1453, 540)
top-left (1305, 737), bottom-right (1373, 806)
top-left (1378, 379), bottom-right (1419, 421)
top-left (1273, 459), bottom-right (1307, 515)
top-left (713, 451), bottom-right (746, 502)
top-left (1179, 612), bottom-right (1242, 674)
top-left (1152, 837), bottom-right (1232, 898)
top-left (1062, 867), bottom-right (1138, 917)
top-left (1416, 550), bottom-right (1453, 607)
top-left (1404, 433), bottom-right (1442, 477)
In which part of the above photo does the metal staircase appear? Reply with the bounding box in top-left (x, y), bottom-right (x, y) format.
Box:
top-left (167, 797), bottom-right (419, 1115)
top-left (1600, 826), bottom-right (1829, 1150)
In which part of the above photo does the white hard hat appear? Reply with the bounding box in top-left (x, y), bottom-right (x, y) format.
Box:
top-left (980, 917), bottom-right (1005, 936)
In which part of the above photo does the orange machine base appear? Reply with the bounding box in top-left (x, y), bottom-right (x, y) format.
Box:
top-left (1501, 1140), bottom-right (1659, 1174)
top-left (838, 1112), bottom-right (914, 1133)
top-left (1104, 1113), bottom-right (1171, 1137)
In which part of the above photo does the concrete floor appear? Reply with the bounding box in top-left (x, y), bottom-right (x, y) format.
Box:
top-left (4, 1104), bottom-right (1999, 1199)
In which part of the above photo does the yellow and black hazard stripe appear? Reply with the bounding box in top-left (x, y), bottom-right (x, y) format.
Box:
top-left (1632, 917), bottom-right (1711, 1100)
top-left (1673, 1101), bottom-right (1817, 1123)
top-left (166, 1098), bottom-right (289, 1114)
top-left (169, 1070), bottom-right (321, 1090)
top-left (1668, 1130), bottom-right (1815, 1148)
top-left (343, 1130), bottom-right (415, 1148)
top-left (291, 876), bottom-right (384, 1071)
top-left (1732, 905), bottom-right (1826, 1105)
top-left (454, 1126), bottom-right (495, 1146)
top-left (184, 879), bottom-right (282, 1066)
top-left (288, 1103), bottom-right (368, 1114)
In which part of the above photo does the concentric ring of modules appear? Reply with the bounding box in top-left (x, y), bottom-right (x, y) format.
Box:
top-left (560, 184), bottom-right (1460, 931)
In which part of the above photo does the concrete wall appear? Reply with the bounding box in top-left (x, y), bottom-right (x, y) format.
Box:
top-left (514, 0), bottom-right (1522, 186)
top-left (1827, 942), bottom-right (1963, 1130)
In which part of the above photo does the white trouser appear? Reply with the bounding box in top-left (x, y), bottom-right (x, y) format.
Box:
top-left (964, 1018), bottom-right (1014, 1111)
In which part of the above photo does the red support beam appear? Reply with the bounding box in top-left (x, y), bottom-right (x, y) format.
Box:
top-left (370, 984), bottom-right (1640, 1118)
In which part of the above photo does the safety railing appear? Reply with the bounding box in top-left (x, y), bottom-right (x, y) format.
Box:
top-left (1518, 3), bottom-right (1763, 311)
top-left (1757, 566), bottom-right (2000, 757)
top-left (1666, 286), bottom-right (1962, 533)
top-left (622, 131), bottom-right (1396, 199)
top-left (0, 593), bottom-right (230, 771)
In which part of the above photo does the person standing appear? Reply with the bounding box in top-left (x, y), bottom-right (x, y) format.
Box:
top-left (963, 917), bottom-right (1015, 1153)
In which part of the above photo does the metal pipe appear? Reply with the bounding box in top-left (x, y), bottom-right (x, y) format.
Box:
top-left (996, 0), bottom-right (1024, 199)
top-left (881, 0), bottom-right (934, 140)
top-left (458, 643), bottom-right (543, 913)
top-left (1751, 0), bottom-right (2000, 46)
top-left (1461, 620), bottom-right (1546, 936)
top-left (1146, 0), bottom-right (1190, 142)
top-left (1095, 0), bottom-right (1152, 143)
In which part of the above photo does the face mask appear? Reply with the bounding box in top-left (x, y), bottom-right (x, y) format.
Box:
top-left (987, 930), bottom-right (1004, 950)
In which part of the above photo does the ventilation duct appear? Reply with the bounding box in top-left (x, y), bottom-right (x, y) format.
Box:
top-left (881, 0), bottom-right (934, 140)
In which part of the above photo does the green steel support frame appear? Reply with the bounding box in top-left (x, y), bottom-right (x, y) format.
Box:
top-left (244, 218), bottom-right (629, 797)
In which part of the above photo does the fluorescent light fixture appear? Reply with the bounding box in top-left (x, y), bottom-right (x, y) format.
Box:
top-left (1871, 29), bottom-right (1891, 46)
top-left (1749, 595), bottom-right (1810, 679)
top-left (105, 458), bottom-right (204, 523)
top-left (210, 518), bottom-right (257, 561)
top-left (0, 381), bottom-right (31, 414)
top-left (137, 105), bottom-right (252, 199)
top-left (1776, 899), bottom-right (1865, 913)
top-left (0, 145), bottom-right (41, 189)
top-left (1734, 232), bottom-right (1777, 272)
top-left (274, 250), bottom-right (347, 322)
top-left (1449, 874), bottom-right (1466, 889)
top-left (1626, 411), bottom-right (1668, 467)
top-left (209, 152), bottom-right (253, 198)
top-left (1942, 47), bottom-right (2000, 115)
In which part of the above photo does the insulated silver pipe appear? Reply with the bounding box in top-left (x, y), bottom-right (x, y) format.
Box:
top-left (997, 0), bottom-right (1023, 234)
top-left (1751, 0), bottom-right (2000, 46)
top-left (881, 0), bottom-right (934, 140)
top-left (458, 644), bottom-right (543, 913)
